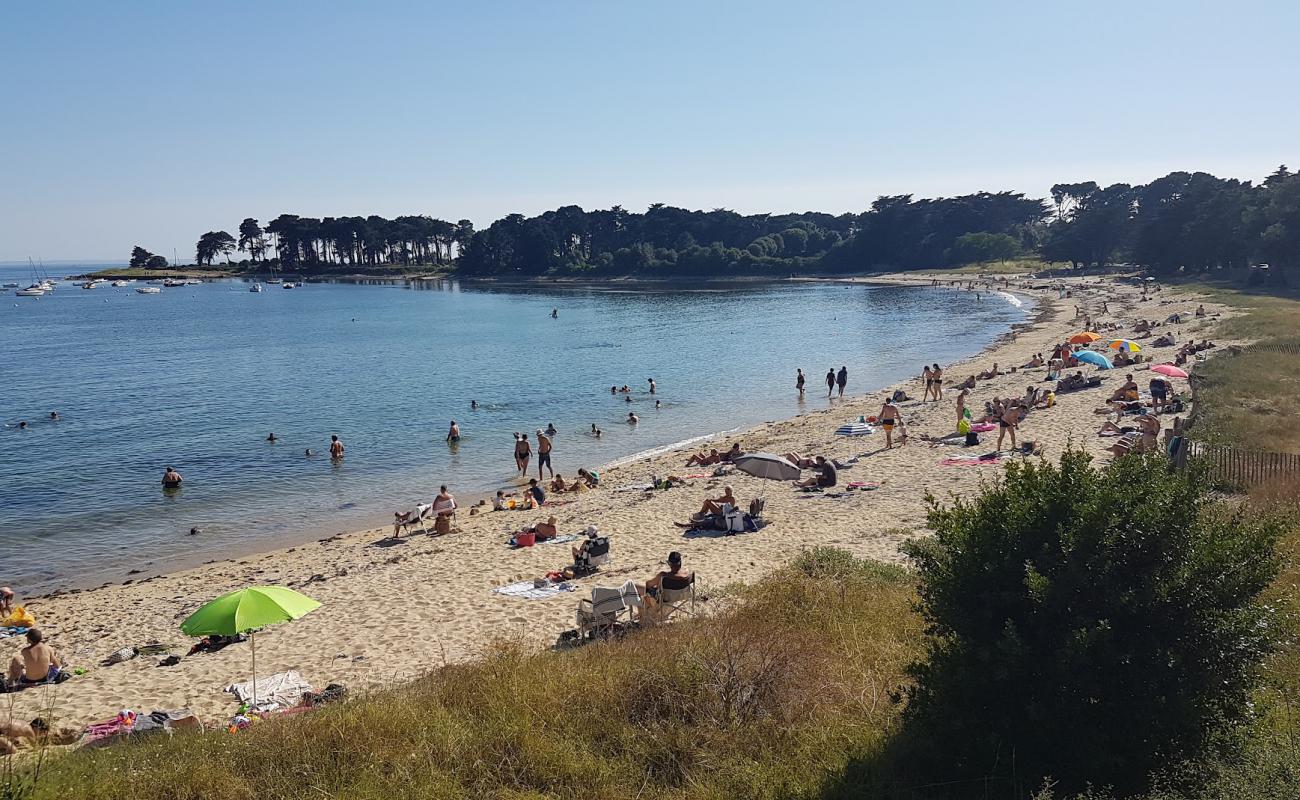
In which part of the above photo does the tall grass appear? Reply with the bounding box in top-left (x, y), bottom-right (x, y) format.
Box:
top-left (23, 550), bottom-right (920, 800)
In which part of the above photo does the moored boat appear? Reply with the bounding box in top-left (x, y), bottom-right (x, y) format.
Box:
top-left (136, 286), bottom-right (162, 294)
top-left (15, 285), bottom-right (45, 297)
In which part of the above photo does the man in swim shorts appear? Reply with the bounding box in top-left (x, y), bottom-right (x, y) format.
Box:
top-left (878, 398), bottom-right (901, 448)
top-left (329, 435), bottom-right (345, 459)
top-left (446, 420), bottom-right (460, 442)
top-left (536, 429), bottom-right (554, 479)
top-left (7, 629), bottom-right (60, 686)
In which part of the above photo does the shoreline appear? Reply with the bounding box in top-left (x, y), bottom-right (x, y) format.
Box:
top-left (2, 273), bottom-right (1235, 728)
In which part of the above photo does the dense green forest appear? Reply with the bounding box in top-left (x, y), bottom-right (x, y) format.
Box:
top-left (143, 166), bottom-right (1300, 279)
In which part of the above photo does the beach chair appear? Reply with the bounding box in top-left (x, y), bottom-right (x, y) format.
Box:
top-left (575, 581), bottom-right (642, 639)
top-left (393, 503), bottom-right (432, 537)
top-left (572, 535), bottom-right (611, 577)
top-left (655, 575), bottom-right (696, 623)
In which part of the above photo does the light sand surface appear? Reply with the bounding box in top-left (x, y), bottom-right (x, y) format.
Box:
top-left (2, 275), bottom-right (1239, 730)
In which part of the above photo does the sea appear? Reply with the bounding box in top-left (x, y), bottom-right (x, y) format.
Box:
top-left (0, 262), bottom-right (1029, 592)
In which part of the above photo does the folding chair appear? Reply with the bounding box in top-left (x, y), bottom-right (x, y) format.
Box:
top-left (393, 503), bottom-right (432, 537)
top-left (575, 580), bottom-right (642, 639)
top-left (655, 575), bottom-right (696, 623)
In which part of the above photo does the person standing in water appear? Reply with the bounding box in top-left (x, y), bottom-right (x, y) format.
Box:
top-left (836, 366), bottom-right (848, 398)
top-left (470, 400), bottom-right (478, 410)
top-left (551, 308), bottom-right (558, 319)
top-left (161, 466), bottom-right (183, 488)
top-left (446, 420), bottom-right (460, 443)
top-left (515, 433), bottom-right (532, 476)
top-left (825, 368), bottom-right (836, 398)
top-left (796, 368), bottom-right (805, 398)
top-left (648, 378), bottom-right (656, 394)
top-left (329, 435), bottom-right (345, 459)
top-left (536, 428), bottom-right (554, 479)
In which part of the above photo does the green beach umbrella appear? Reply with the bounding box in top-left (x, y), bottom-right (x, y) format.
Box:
top-left (181, 586), bottom-right (321, 707)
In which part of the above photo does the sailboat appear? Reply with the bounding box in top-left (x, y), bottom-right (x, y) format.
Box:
top-left (18, 258), bottom-right (47, 295)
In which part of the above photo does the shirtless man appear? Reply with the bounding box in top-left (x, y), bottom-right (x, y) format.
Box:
top-left (686, 448), bottom-right (720, 467)
top-left (977, 363), bottom-right (1002, 380)
top-left (446, 420), bottom-right (460, 443)
top-left (7, 629), bottom-right (60, 686)
top-left (878, 398), bottom-right (902, 448)
top-left (329, 435), bottom-right (345, 459)
top-left (161, 466), bottom-right (183, 488)
top-left (535, 429), bottom-right (554, 479)
top-left (639, 551), bottom-right (695, 625)
top-left (1109, 374), bottom-right (1139, 403)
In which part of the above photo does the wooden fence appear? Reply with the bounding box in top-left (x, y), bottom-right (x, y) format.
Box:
top-left (1180, 441), bottom-right (1300, 487)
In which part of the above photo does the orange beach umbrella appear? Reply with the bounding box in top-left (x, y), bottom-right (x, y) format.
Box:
top-left (1068, 332), bottom-right (1102, 344)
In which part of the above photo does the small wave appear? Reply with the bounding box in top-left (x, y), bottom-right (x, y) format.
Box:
top-left (996, 291), bottom-right (1023, 308)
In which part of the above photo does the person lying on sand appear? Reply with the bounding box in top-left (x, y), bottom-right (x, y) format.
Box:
top-left (782, 452), bottom-right (819, 468)
top-left (686, 449), bottom-right (721, 467)
top-left (719, 443), bottom-right (744, 462)
top-left (977, 363), bottom-right (1003, 380)
top-left (1055, 371), bottom-right (1088, 393)
top-left (956, 375), bottom-right (977, 390)
top-left (1022, 353), bottom-right (1045, 368)
top-left (6, 629), bottom-right (60, 686)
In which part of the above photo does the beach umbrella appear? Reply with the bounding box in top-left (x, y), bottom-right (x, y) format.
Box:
top-left (1152, 363), bottom-right (1189, 379)
top-left (1109, 339), bottom-right (1142, 352)
top-left (836, 421), bottom-right (874, 436)
top-left (732, 452), bottom-right (801, 482)
top-left (1068, 332), bottom-right (1102, 344)
top-left (181, 586), bottom-right (321, 707)
top-left (1074, 350), bottom-right (1113, 369)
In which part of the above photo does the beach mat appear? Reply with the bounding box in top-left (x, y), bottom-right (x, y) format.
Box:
top-left (494, 580), bottom-right (576, 601)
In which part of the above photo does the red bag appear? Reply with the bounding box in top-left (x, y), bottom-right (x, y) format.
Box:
top-left (514, 531), bottom-right (536, 547)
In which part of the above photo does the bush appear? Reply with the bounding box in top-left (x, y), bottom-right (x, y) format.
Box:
top-left (901, 451), bottom-right (1282, 795)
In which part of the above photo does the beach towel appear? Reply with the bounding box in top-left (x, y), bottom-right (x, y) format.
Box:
top-left (541, 534), bottom-right (580, 546)
top-left (613, 483), bottom-right (654, 492)
top-left (493, 580), bottom-right (576, 601)
top-left (225, 670), bottom-right (312, 711)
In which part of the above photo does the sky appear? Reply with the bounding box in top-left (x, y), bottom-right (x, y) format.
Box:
top-left (2, 0), bottom-right (1297, 261)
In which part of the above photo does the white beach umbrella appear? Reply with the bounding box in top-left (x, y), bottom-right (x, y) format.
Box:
top-left (836, 422), bottom-right (874, 436)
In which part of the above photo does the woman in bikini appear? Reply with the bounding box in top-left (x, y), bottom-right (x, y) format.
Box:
top-left (921, 365), bottom-right (933, 402)
top-left (930, 363), bottom-right (944, 401)
top-left (514, 433), bottom-right (531, 476)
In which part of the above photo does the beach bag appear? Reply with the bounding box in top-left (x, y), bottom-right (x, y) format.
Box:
top-left (957, 419), bottom-right (971, 435)
top-left (434, 515), bottom-right (451, 535)
top-left (2, 606), bottom-right (35, 629)
top-left (964, 432), bottom-right (980, 447)
top-left (514, 531), bottom-right (536, 548)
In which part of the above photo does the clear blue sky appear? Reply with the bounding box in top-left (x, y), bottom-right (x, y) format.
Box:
top-left (2, 0), bottom-right (1296, 261)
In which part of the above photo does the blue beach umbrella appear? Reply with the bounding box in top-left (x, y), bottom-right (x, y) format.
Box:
top-left (1075, 350), bottom-right (1113, 369)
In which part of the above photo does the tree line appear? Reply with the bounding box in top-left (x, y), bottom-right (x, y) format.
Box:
top-left (128, 165), bottom-right (1298, 279)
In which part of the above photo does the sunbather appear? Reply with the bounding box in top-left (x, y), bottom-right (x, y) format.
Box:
top-left (686, 448), bottom-right (721, 467)
top-left (782, 452), bottom-right (818, 468)
top-left (977, 363), bottom-right (1003, 380)
top-left (6, 629), bottom-right (60, 687)
top-left (534, 516), bottom-right (559, 541)
top-left (697, 486), bottom-right (737, 517)
top-left (638, 552), bottom-right (695, 625)
top-left (719, 443), bottom-right (743, 462)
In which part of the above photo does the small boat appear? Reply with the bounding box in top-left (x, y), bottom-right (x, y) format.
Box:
top-left (281, 282), bottom-right (296, 289)
top-left (81, 281), bottom-right (97, 289)
top-left (16, 285), bottom-right (45, 297)
top-left (162, 278), bottom-right (186, 288)
top-left (38, 281), bottom-right (55, 292)
top-left (136, 286), bottom-right (162, 294)
top-left (2, 282), bottom-right (18, 289)
top-left (184, 278), bottom-right (202, 285)
top-left (250, 282), bottom-right (263, 293)
top-left (111, 280), bottom-right (129, 287)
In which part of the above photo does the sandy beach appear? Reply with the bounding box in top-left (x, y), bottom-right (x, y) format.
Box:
top-left (2, 274), bottom-right (1237, 730)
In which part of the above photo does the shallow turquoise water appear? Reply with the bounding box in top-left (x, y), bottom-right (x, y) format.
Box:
top-left (0, 266), bottom-right (1027, 591)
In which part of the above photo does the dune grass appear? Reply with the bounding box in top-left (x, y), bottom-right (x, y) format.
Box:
top-left (22, 550), bottom-right (921, 800)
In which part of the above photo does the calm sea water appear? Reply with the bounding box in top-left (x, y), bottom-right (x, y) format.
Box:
top-left (0, 263), bottom-right (1028, 592)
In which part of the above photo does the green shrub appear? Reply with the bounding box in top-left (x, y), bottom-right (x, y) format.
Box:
top-left (901, 451), bottom-right (1282, 795)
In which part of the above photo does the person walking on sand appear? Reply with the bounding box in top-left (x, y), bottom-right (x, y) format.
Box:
top-left (921, 365), bottom-right (933, 402)
top-left (878, 398), bottom-right (901, 448)
top-left (826, 368), bottom-right (836, 398)
top-left (930, 364), bottom-right (944, 401)
top-left (536, 429), bottom-right (554, 479)
top-left (329, 435), bottom-right (344, 459)
top-left (446, 420), bottom-right (460, 443)
top-left (515, 433), bottom-right (532, 476)
top-left (836, 366), bottom-right (848, 398)
top-left (796, 368), bottom-right (806, 398)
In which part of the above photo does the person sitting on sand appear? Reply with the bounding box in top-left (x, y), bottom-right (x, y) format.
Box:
top-left (698, 485), bottom-right (737, 517)
top-left (534, 515), bottom-right (559, 541)
top-left (638, 551), bottom-right (695, 624)
top-left (1109, 374), bottom-right (1139, 403)
top-left (0, 587), bottom-right (13, 618)
top-left (1022, 354), bottom-right (1045, 369)
top-left (526, 478), bottom-right (546, 508)
top-left (796, 456), bottom-right (837, 488)
top-left (550, 474), bottom-right (568, 493)
top-left (977, 363), bottom-right (1003, 380)
top-left (1022, 385), bottom-right (1040, 407)
top-left (686, 448), bottom-right (721, 467)
top-left (492, 490), bottom-right (514, 511)
top-left (1195, 304), bottom-right (1206, 317)
top-left (1056, 371), bottom-right (1087, 393)
top-left (6, 629), bottom-right (60, 687)
top-left (719, 443), bottom-right (743, 462)
top-left (161, 466), bottom-right (182, 488)
top-left (956, 375), bottom-right (977, 390)
top-left (576, 467), bottom-right (600, 488)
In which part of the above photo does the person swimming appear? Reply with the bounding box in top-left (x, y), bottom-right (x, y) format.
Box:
top-left (627, 412), bottom-right (639, 424)
top-left (266, 432), bottom-right (278, 442)
top-left (48, 411), bottom-right (59, 421)
top-left (545, 422), bottom-right (557, 437)
top-left (655, 400), bottom-right (661, 409)
top-left (470, 400), bottom-right (478, 410)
